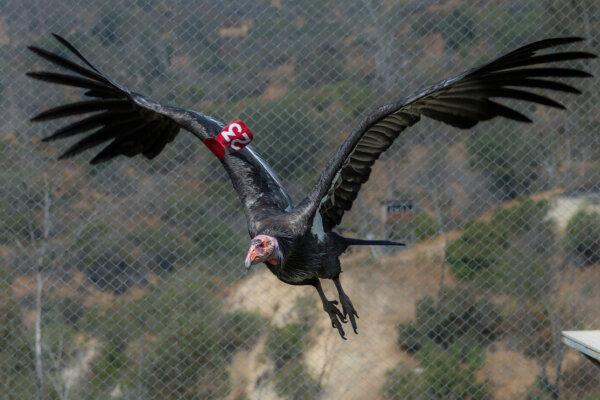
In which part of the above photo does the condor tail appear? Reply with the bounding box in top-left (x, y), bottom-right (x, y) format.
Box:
top-left (343, 237), bottom-right (405, 247)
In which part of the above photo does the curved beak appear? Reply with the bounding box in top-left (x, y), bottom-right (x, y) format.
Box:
top-left (244, 248), bottom-right (258, 270)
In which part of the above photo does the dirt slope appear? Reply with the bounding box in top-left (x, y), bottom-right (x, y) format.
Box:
top-left (224, 235), bottom-right (457, 400)
top-left (223, 189), bottom-right (600, 400)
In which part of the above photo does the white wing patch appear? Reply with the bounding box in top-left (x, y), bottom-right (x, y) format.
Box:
top-left (245, 146), bottom-right (293, 211)
top-left (311, 212), bottom-right (326, 242)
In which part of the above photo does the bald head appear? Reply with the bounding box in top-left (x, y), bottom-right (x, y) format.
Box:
top-left (244, 235), bottom-right (280, 269)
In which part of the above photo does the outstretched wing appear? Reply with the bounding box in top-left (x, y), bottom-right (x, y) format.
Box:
top-left (28, 34), bottom-right (293, 228)
top-left (299, 37), bottom-right (596, 230)
top-left (28, 35), bottom-right (217, 163)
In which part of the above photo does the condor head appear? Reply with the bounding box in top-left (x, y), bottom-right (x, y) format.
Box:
top-left (244, 234), bottom-right (282, 269)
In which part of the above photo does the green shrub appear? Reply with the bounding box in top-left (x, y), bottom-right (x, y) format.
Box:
top-left (566, 161), bottom-right (600, 193)
top-left (526, 358), bottom-right (600, 399)
top-left (383, 344), bottom-right (489, 400)
top-left (42, 296), bottom-right (85, 327)
top-left (526, 376), bottom-right (557, 400)
top-left (445, 221), bottom-right (502, 280)
top-left (560, 359), bottom-right (600, 399)
top-left (127, 223), bottom-right (195, 274)
top-left (398, 296), bottom-right (436, 353)
top-left (466, 129), bottom-right (548, 199)
top-left (72, 222), bottom-right (133, 293)
top-left (144, 314), bottom-right (230, 400)
top-left (0, 289), bottom-right (34, 399)
top-left (413, 213), bottom-right (440, 241)
top-left (136, 273), bottom-right (227, 397)
top-left (264, 312), bottom-right (318, 399)
top-left (0, 200), bottom-right (31, 244)
top-left (381, 365), bottom-right (425, 399)
top-left (91, 341), bottom-right (128, 390)
top-left (79, 301), bottom-right (140, 354)
top-left (240, 92), bottom-right (329, 181)
top-left (397, 324), bottom-right (422, 353)
top-left (323, 81), bottom-right (378, 118)
top-left (397, 288), bottom-right (501, 352)
top-left (490, 200), bottom-right (553, 251)
top-left (475, 249), bottom-right (551, 300)
top-left (273, 362), bottom-right (321, 400)
top-left (92, 6), bottom-right (129, 45)
top-left (161, 186), bottom-right (247, 272)
top-left (40, 322), bottom-right (83, 398)
top-left (292, 295), bottom-right (319, 332)
top-left (390, 212), bottom-right (439, 243)
top-left (412, 6), bottom-right (476, 51)
top-left (565, 209), bottom-right (600, 265)
top-left (418, 343), bottom-right (489, 400)
top-left (219, 310), bottom-right (266, 352)
top-left (446, 200), bottom-right (554, 297)
top-left (71, 220), bottom-right (200, 293)
top-left (0, 289), bottom-right (26, 350)
top-left (266, 324), bottom-right (306, 368)
top-left (0, 170), bottom-right (46, 244)
top-left (484, 3), bottom-right (546, 50)
top-left (113, 268), bottom-right (221, 335)
top-left (77, 268), bottom-right (237, 398)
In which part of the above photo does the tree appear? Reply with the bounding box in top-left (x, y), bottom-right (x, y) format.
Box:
top-left (0, 272), bottom-right (35, 400)
top-left (466, 129), bottom-right (549, 199)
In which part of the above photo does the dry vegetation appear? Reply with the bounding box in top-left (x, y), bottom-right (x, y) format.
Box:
top-left (0, 0), bottom-right (599, 399)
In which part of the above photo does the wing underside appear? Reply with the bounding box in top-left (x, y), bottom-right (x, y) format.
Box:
top-left (317, 37), bottom-right (595, 229)
top-left (29, 34), bottom-right (294, 221)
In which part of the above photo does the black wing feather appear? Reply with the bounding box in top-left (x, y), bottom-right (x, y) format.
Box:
top-left (28, 35), bottom-right (184, 162)
top-left (29, 34), bottom-right (294, 220)
top-left (58, 119), bottom-right (150, 160)
top-left (302, 37), bottom-right (596, 230)
top-left (50, 33), bottom-right (106, 74)
top-left (42, 112), bottom-right (139, 142)
top-left (31, 99), bottom-right (133, 122)
top-left (480, 37), bottom-right (585, 70)
top-left (26, 71), bottom-right (120, 94)
top-left (28, 45), bottom-right (112, 85)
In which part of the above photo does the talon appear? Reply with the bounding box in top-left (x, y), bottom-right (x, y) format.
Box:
top-left (339, 294), bottom-right (359, 335)
top-left (323, 301), bottom-right (346, 339)
top-left (315, 282), bottom-right (348, 340)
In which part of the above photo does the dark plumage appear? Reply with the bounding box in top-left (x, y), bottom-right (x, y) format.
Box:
top-left (29, 34), bottom-right (595, 339)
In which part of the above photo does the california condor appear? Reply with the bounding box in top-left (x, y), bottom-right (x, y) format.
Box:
top-left (28, 34), bottom-right (595, 339)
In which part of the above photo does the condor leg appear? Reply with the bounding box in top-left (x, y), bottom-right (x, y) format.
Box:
top-left (313, 279), bottom-right (347, 339)
top-left (333, 276), bottom-right (359, 334)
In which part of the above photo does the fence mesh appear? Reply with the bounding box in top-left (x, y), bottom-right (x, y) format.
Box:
top-left (0, 0), bottom-right (599, 399)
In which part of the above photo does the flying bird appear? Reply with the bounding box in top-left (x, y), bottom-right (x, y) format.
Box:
top-left (28, 34), bottom-right (595, 339)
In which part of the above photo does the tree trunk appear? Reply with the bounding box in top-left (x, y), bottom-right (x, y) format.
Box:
top-left (35, 269), bottom-right (43, 400)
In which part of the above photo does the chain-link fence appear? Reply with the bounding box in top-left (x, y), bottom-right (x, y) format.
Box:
top-left (0, 1), bottom-right (599, 399)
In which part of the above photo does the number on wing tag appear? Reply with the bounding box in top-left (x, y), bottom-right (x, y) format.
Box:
top-left (203, 120), bottom-right (254, 160)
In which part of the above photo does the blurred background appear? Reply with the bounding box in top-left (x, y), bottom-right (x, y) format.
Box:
top-left (0, 0), bottom-right (599, 399)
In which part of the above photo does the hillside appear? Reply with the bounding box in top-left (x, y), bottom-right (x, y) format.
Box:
top-left (224, 194), bottom-right (600, 400)
top-left (0, 0), bottom-right (599, 399)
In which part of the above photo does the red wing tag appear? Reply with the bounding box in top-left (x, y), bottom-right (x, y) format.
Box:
top-left (203, 120), bottom-right (253, 160)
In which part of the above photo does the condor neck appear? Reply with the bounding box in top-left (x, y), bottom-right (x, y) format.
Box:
top-left (266, 241), bottom-right (283, 266)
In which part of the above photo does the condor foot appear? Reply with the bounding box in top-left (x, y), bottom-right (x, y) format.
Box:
top-left (323, 300), bottom-right (347, 339)
top-left (339, 294), bottom-right (359, 334)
